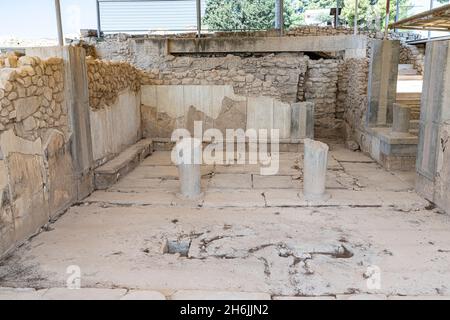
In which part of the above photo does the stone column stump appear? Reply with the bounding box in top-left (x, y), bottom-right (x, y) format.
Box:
top-left (175, 138), bottom-right (203, 200)
top-left (303, 139), bottom-right (330, 201)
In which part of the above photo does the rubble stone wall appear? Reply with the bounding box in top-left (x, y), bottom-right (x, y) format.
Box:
top-left (0, 55), bottom-right (75, 256)
top-left (140, 53), bottom-right (308, 104)
top-left (86, 57), bottom-right (140, 110)
top-left (339, 58), bottom-right (370, 146)
top-left (399, 44), bottom-right (425, 75)
top-left (304, 59), bottom-right (340, 137)
top-left (0, 56), bottom-right (67, 135)
top-left (87, 31), bottom-right (379, 139)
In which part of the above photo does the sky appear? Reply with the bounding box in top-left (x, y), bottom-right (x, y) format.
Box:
top-left (0, 0), bottom-right (446, 39)
top-left (0, 0), bottom-right (97, 39)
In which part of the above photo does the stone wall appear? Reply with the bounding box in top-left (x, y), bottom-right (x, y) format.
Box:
top-left (140, 53), bottom-right (308, 104)
top-left (304, 59), bottom-right (340, 137)
top-left (84, 31), bottom-right (376, 139)
top-left (86, 58), bottom-right (142, 166)
top-left (0, 56), bottom-right (67, 134)
top-left (400, 43), bottom-right (425, 75)
top-left (86, 57), bottom-right (140, 110)
top-left (0, 55), bottom-right (75, 256)
top-left (340, 58), bottom-right (370, 146)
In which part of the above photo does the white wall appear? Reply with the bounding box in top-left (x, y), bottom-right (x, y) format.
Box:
top-left (90, 89), bottom-right (142, 165)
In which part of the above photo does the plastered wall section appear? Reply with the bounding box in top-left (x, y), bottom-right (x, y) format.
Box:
top-left (0, 56), bottom-right (75, 256)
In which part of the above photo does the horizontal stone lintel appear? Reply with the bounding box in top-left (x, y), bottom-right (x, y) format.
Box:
top-left (167, 35), bottom-right (368, 55)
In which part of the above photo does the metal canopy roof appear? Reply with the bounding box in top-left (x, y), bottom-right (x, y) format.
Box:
top-left (389, 4), bottom-right (450, 32)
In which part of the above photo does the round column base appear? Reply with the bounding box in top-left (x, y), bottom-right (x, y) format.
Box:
top-left (303, 192), bottom-right (331, 202)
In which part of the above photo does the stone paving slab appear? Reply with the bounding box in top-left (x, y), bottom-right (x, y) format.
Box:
top-left (120, 290), bottom-right (167, 300)
top-left (387, 295), bottom-right (450, 300)
top-left (85, 188), bottom-right (428, 210)
top-left (202, 190), bottom-right (266, 208)
top-left (331, 149), bottom-right (376, 163)
top-left (2, 287), bottom-right (449, 300)
top-left (141, 151), bottom-right (173, 166)
top-left (263, 189), bottom-right (418, 208)
top-left (42, 288), bottom-right (128, 300)
top-left (208, 174), bottom-right (253, 189)
top-left (253, 175), bottom-right (299, 189)
top-left (110, 178), bottom-right (163, 191)
top-left (128, 166), bottom-right (180, 179)
top-left (85, 190), bottom-right (191, 207)
top-left (0, 288), bottom-right (48, 300)
top-left (214, 164), bottom-right (264, 175)
top-left (336, 294), bottom-right (387, 300)
top-left (170, 290), bottom-right (271, 300)
top-left (273, 296), bottom-right (336, 300)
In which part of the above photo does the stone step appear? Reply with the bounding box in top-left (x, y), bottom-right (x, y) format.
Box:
top-left (398, 74), bottom-right (423, 81)
top-left (410, 120), bottom-right (419, 130)
top-left (398, 64), bottom-right (418, 75)
top-left (94, 139), bottom-right (153, 190)
top-left (396, 92), bottom-right (421, 120)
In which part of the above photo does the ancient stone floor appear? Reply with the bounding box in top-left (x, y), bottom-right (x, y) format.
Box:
top-left (1, 142), bottom-right (450, 300)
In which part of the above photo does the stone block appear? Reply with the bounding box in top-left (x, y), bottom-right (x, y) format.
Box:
top-left (273, 100), bottom-right (291, 139)
top-left (291, 102), bottom-right (314, 139)
top-left (214, 97), bottom-right (247, 134)
top-left (7, 153), bottom-right (49, 244)
top-left (247, 96), bottom-right (274, 131)
top-left (141, 85), bottom-right (157, 106)
top-left (157, 85), bottom-right (184, 119)
top-left (43, 130), bottom-right (76, 217)
top-left (14, 96), bottom-right (41, 121)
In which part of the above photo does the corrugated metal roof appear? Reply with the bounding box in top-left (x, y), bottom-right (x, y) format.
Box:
top-left (98, 0), bottom-right (206, 32)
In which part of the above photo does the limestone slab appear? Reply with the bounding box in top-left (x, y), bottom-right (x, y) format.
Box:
top-left (42, 288), bottom-right (127, 300)
top-left (253, 175), bottom-right (299, 189)
top-left (0, 288), bottom-right (48, 300)
top-left (203, 190), bottom-right (266, 208)
top-left (170, 290), bottom-right (271, 300)
top-left (209, 174), bottom-right (253, 189)
top-left (121, 290), bottom-right (166, 300)
top-left (141, 151), bottom-right (173, 166)
top-left (85, 190), bottom-right (184, 207)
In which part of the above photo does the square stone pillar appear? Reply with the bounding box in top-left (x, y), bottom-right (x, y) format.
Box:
top-left (26, 46), bottom-right (94, 199)
top-left (366, 40), bottom-right (400, 127)
top-left (416, 40), bottom-right (450, 212)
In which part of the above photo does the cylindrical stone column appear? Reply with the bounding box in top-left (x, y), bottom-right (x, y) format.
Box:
top-left (175, 138), bottom-right (203, 200)
top-left (303, 139), bottom-right (330, 201)
top-left (392, 103), bottom-right (411, 134)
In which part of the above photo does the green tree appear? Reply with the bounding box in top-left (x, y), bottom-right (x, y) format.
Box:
top-left (202, 0), bottom-right (301, 31)
top-left (341, 0), bottom-right (411, 31)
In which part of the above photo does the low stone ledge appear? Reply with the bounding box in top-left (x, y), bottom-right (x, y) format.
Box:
top-left (94, 138), bottom-right (153, 190)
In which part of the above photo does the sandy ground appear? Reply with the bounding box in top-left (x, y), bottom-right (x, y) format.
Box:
top-left (1, 143), bottom-right (449, 299)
